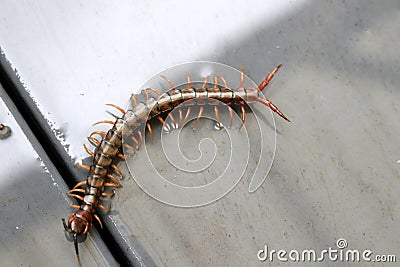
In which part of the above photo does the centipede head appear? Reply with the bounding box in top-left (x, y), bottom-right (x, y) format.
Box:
top-left (62, 210), bottom-right (92, 266)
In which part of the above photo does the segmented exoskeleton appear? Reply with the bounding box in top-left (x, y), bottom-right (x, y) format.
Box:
top-left (62, 64), bottom-right (290, 265)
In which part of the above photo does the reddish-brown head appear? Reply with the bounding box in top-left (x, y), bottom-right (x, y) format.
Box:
top-left (62, 209), bottom-right (93, 266)
top-left (65, 209), bottom-right (93, 236)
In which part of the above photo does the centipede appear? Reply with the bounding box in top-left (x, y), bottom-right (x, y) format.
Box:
top-left (62, 64), bottom-right (290, 265)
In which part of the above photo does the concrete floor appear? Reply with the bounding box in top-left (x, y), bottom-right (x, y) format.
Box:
top-left (0, 1), bottom-right (399, 266)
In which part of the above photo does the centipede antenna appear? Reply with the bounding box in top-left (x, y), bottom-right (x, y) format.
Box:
top-left (73, 233), bottom-right (82, 267)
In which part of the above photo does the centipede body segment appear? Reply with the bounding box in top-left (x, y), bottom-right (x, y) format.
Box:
top-left (62, 65), bottom-right (290, 264)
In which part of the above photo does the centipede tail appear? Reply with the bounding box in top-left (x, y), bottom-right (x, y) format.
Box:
top-left (63, 65), bottom-right (289, 265)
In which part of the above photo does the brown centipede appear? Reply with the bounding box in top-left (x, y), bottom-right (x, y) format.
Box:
top-left (62, 64), bottom-right (290, 265)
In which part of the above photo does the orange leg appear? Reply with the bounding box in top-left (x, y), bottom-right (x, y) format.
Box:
top-left (98, 204), bottom-right (110, 211)
top-left (104, 182), bottom-right (120, 188)
top-left (228, 105), bottom-right (233, 128)
top-left (88, 136), bottom-right (100, 146)
top-left (74, 163), bottom-right (90, 171)
top-left (146, 122), bottom-right (154, 143)
top-left (178, 108), bottom-right (183, 128)
top-left (67, 193), bottom-right (84, 201)
top-left (136, 130), bottom-right (143, 148)
top-left (68, 188), bottom-right (85, 194)
top-left (106, 103), bottom-right (126, 115)
top-left (94, 214), bottom-right (103, 229)
top-left (72, 180), bottom-right (87, 190)
top-left (93, 120), bottom-right (114, 126)
top-left (111, 164), bottom-right (123, 178)
top-left (83, 144), bottom-right (94, 157)
top-left (89, 131), bottom-right (106, 139)
top-left (239, 102), bottom-right (246, 130)
top-left (193, 106), bottom-right (204, 129)
top-left (107, 174), bottom-right (123, 187)
top-left (161, 75), bottom-right (176, 90)
top-left (214, 106), bottom-right (221, 128)
top-left (70, 204), bottom-right (80, 209)
top-left (240, 66), bottom-right (245, 88)
top-left (131, 94), bottom-right (138, 106)
top-left (183, 107), bottom-right (191, 125)
top-left (101, 191), bottom-right (115, 198)
top-left (217, 76), bottom-right (228, 88)
top-left (144, 87), bottom-right (160, 96)
top-left (186, 73), bottom-right (191, 88)
top-left (202, 76), bottom-right (209, 89)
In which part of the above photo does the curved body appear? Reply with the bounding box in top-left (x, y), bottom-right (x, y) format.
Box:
top-left (63, 65), bottom-right (290, 263)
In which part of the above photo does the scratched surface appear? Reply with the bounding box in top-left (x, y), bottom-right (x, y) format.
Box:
top-left (0, 0), bottom-right (399, 266)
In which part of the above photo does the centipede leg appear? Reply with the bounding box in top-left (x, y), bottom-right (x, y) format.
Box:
top-left (178, 108), bottom-right (183, 128)
top-left (168, 112), bottom-right (177, 129)
top-left (106, 103), bottom-right (126, 115)
top-left (72, 181), bottom-right (87, 190)
top-left (68, 188), bottom-right (85, 194)
top-left (70, 204), bottom-right (80, 209)
top-left (88, 136), bottom-right (100, 146)
top-left (183, 107), bottom-right (191, 125)
top-left (144, 87), bottom-right (161, 96)
top-left (93, 120), bottom-right (114, 126)
top-left (131, 94), bottom-right (138, 106)
top-left (107, 174), bottom-right (123, 187)
top-left (202, 76), bottom-right (209, 89)
top-left (98, 204), bottom-right (110, 211)
top-left (239, 102), bottom-right (246, 130)
top-left (101, 191), bottom-right (115, 198)
top-left (136, 130), bottom-right (143, 148)
top-left (83, 144), bottom-right (94, 157)
top-left (110, 164), bottom-right (124, 179)
top-left (161, 75), bottom-right (176, 90)
top-left (67, 193), bottom-right (84, 201)
top-left (193, 106), bottom-right (204, 129)
top-left (186, 73), bottom-right (191, 88)
top-left (258, 64), bottom-right (282, 91)
top-left (228, 105), bottom-right (233, 128)
top-left (214, 106), bottom-right (221, 129)
top-left (240, 66), bottom-right (245, 88)
top-left (213, 76), bottom-right (219, 89)
top-left (157, 115), bottom-right (170, 132)
top-left (89, 131), bottom-right (106, 139)
top-left (217, 76), bottom-right (228, 88)
top-left (146, 122), bottom-right (154, 143)
top-left (74, 163), bottom-right (90, 171)
top-left (123, 143), bottom-right (136, 154)
top-left (104, 182), bottom-right (120, 188)
top-left (94, 214), bottom-right (103, 229)
top-left (130, 135), bottom-right (139, 148)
